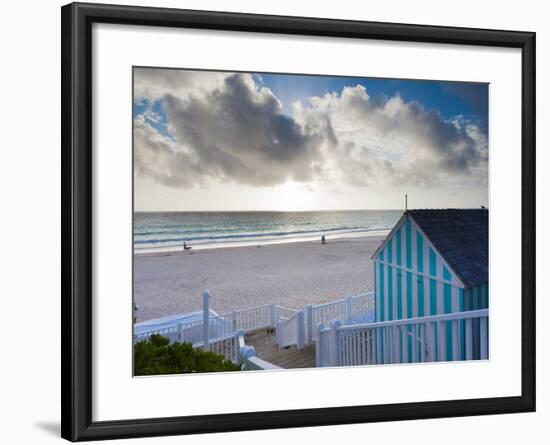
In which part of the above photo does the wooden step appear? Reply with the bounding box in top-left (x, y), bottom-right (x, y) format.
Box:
top-left (245, 329), bottom-right (316, 369)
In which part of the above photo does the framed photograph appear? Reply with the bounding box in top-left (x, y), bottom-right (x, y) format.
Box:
top-left (61, 2), bottom-right (536, 441)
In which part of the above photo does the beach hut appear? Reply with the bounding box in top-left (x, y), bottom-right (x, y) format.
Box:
top-left (371, 209), bottom-right (488, 360)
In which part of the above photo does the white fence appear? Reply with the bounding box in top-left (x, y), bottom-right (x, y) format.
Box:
top-left (315, 323), bottom-right (333, 367)
top-left (135, 292), bottom-right (274, 350)
top-left (350, 293), bottom-right (375, 322)
top-left (220, 304), bottom-right (301, 333)
top-left (134, 290), bottom-right (378, 366)
top-left (307, 292), bottom-right (374, 343)
top-left (193, 334), bottom-right (236, 362)
top-left (174, 329), bottom-right (282, 371)
top-left (274, 293), bottom-right (373, 350)
top-left (135, 292), bottom-right (306, 350)
top-left (316, 309), bottom-right (489, 367)
top-left (276, 311), bottom-right (305, 349)
top-left (133, 315), bottom-right (232, 346)
top-left (133, 324), bottom-right (182, 345)
top-left (134, 292), bottom-right (288, 369)
top-left (221, 304), bottom-right (274, 333)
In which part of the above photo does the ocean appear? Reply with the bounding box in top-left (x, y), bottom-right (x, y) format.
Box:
top-left (134, 210), bottom-right (402, 253)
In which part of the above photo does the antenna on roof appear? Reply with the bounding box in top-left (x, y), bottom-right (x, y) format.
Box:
top-left (405, 194), bottom-right (408, 212)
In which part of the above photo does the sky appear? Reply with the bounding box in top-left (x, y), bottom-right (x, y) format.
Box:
top-left (133, 68), bottom-right (488, 212)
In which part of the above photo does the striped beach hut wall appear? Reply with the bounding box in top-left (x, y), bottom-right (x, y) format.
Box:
top-left (371, 209), bottom-right (488, 361)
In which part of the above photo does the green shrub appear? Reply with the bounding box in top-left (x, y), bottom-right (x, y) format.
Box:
top-left (134, 334), bottom-right (240, 375)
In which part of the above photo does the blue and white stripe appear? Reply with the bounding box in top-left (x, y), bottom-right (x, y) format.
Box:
top-left (372, 214), bottom-right (488, 362)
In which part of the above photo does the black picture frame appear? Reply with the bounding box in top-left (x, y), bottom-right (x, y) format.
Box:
top-left (61, 2), bottom-right (536, 441)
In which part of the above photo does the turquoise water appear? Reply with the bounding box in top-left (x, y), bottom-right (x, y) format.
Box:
top-left (134, 210), bottom-right (402, 252)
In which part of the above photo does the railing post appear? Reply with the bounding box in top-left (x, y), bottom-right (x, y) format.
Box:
top-left (315, 322), bottom-right (323, 367)
top-left (234, 329), bottom-right (244, 364)
top-left (346, 296), bottom-right (353, 322)
top-left (177, 322), bottom-right (183, 343)
top-left (465, 318), bottom-right (473, 360)
top-left (297, 311), bottom-right (305, 350)
top-left (378, 326), bottom-right (384, 364)
top-left (427, 322), bottom-right (436, 362)
top-left (329, 320), bottom-right (341, 367)
top-left (419, 324), bottom-right (426, 363)
top-left (269, 304), bottom-right (275, 330)
top-left (386, 326), bottom-right (392, 363)
top-left (437, 321), bottom-right (447, 362)
top-left (203, 290), bottom-right (210, 351)
top-left (480, 316), bottom-right (488, 359)
top-left (306, 304), bottom-right (313, 345)
top-left (232, 310), bottom-right (237, 332)
top-left (392, 325), bottom-right (399, 363)
top-left (438, 320), bottom-right (446, 361)
top-left (452, 319), bottom-right (460, 361)
top-left (276, 316), bottom-right (282, 348)
top-left (240, 344), bottom-right (256, 370)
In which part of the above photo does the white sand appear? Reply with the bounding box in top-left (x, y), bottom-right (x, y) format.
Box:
top-left (134, 235), bottom-right (384, 322)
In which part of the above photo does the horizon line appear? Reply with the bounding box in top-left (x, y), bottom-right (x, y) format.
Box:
top-left (134, 206), bottom-right (485, 213)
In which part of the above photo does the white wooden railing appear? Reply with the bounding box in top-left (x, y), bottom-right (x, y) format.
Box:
top-left (187, 329), bottom-right (282, 370)
top-left (221, 304), bottom-right (274, 333)
top-left (234, 330), bottom-right (282, 370)
top-left (350, 292), bottom-right (375, 321)
top-left (276, 311), bottom-right (305, 349)
top-left (134, 292), bottom-right (271, 349)
top-left (316, 309), bottom-right (489, 367)
top-left (193, 334), bottom-right (236, 362)
top-left (315, 323), bottom-right (332, 367)
top-left (134, 291), bottom-right (283, 370)
top-left (220, 303), bottom-right (304, 333)
top-left (273, 292), bottom-right (374, 349)
top-left (134, 290), bottom-right (378, 365)
top-left (307, 292), bottom-right (374, 343)
top-left (133, 324), bottom-right (182, 345)
top-left (133, 315), bottom-right (232, 346)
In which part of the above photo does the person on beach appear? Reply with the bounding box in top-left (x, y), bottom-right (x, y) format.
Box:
top-left (183, 241), bottom-right (192, 251)
top-left (321, 235), bottom-right (326, 244)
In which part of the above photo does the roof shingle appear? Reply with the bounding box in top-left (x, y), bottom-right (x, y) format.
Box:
top-left (407, 209), bottom-right (488, 288)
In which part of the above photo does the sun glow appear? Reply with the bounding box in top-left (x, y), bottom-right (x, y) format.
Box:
top-left (268, 181), bottom-right (321, 211)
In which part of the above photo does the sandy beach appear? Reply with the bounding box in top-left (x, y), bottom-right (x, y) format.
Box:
top-left (134, 235), bottom-right (384, 322)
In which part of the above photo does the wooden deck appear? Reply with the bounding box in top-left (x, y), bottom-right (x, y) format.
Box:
top-left (245, 329), bottom-right (316, 369)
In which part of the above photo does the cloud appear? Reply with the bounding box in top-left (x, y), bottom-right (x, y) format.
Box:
top-left (134, 115), bottom-right (206, 188)
top-left (299, 85), bottom-right (487, 188)
top-left (135, 73), bottom-right (337, 187)
top-left (134, 70), bottom-right (487, 191)
top-left (134, 67), bottom-right (228, 101)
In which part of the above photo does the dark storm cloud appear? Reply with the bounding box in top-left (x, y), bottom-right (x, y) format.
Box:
top-left (134, 116), bottom-right (206, 188)
top-left (402, 102), bottom-right (483, 173)
top-left (134, 72), bottom-right (487, 191)
top-left (136, 73), bottom-right (337, 188)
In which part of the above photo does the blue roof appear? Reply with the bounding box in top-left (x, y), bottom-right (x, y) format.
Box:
top-left (408, 209), bottom-right (488, 288)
